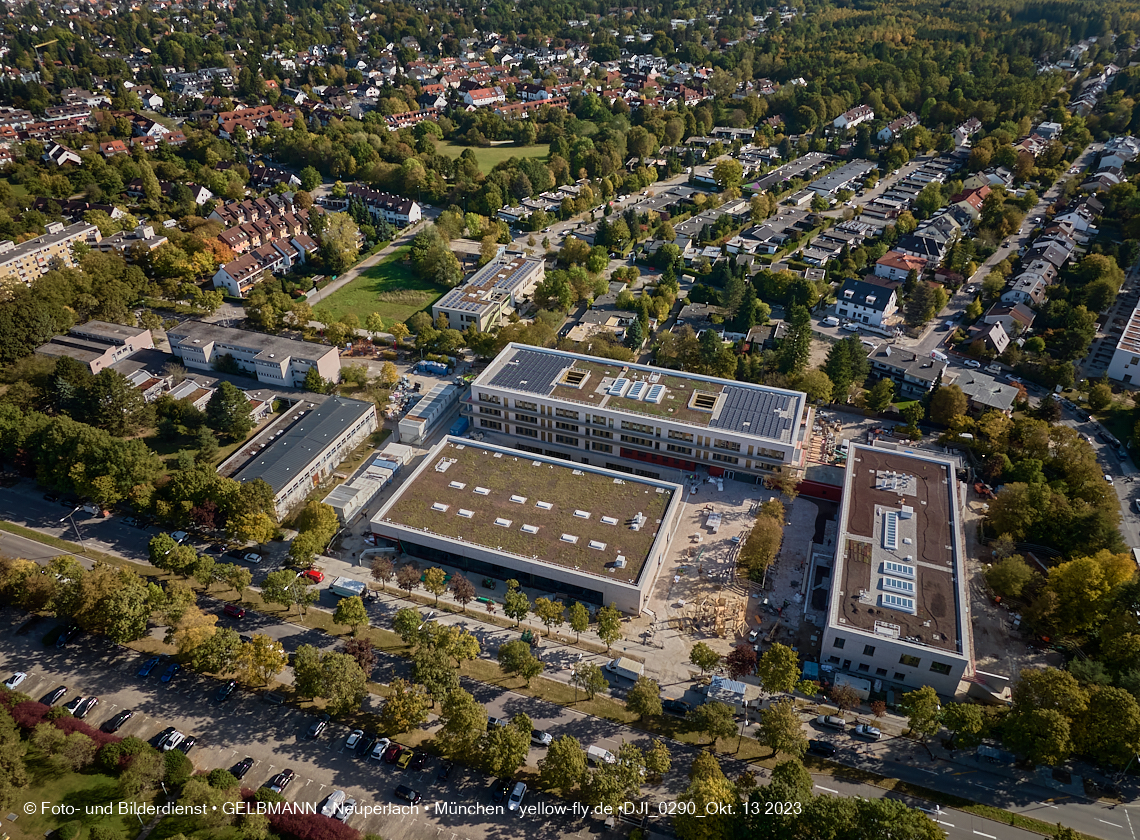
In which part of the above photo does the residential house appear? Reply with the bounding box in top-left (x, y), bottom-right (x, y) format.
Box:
top-left (952, 117), bottom-right (982, 146)
top-left (971, 322), bottom-right (1010, 356)
top-left (956, 372), bottom-right (1018, 415)
top-left (43, 143), bottom-right (82, 167)
top-left (834, 277), bottom-right (898, 327)
top-left (874, 251), bottom-right (927, 281)
top-left (833, 105), bottom-right (874, 130)
top-left (877, 113), bottom-right (918, 143)
top-left (867, 345), bottom-right (948, 398)
top-left (982, 303), bottom-right (1035, 336)
top-left (1001, 275), bottom-right (1048, 306)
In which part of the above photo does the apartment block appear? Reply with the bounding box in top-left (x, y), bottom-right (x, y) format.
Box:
top-left (167, 321), bottom-right (341, 388)
top-left (0, 222), bottom-right (101, 288)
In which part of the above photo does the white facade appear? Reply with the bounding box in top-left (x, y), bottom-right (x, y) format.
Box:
top-left (167, 321), bottom-right (341, 388)
top-left (1107, 305), bottom-right (1140, 385)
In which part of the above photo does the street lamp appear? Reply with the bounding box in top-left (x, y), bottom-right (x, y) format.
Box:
top-left (58, 509), bottom-right (86, 551)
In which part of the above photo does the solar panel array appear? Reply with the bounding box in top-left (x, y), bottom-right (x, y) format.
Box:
top-left (882, 576), bottom-right (915, 594)
top-left (708, 385), bottom-right (794, 441)
top-left (487, 348), bottom-right (568, 395)
top-left (884, 560), bottom-right (915, 578)
top-left (881, 593), bottom-right (916, 613)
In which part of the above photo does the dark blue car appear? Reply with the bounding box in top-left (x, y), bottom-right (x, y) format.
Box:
top-left (137, 657), bottom-right (161, 678)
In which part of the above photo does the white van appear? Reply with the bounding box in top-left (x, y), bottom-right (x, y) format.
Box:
top-left (587, 745), bottom-right (617, 765)
top-left (821, 316), bottom-right (840, 327)
top-left (605, 658), bottom-right (644, 681)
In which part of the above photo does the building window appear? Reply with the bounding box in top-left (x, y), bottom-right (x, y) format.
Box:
top-left (875, 668), bottom-right (888, 676)
top-left (591, 442), bottom-right (612, 453)
top-left (516, 426), bottom-right (538, 438)
top-left (826, 656), bottom-right (840, 664)
top-left (833, 637), bottom-right (845, 650)
top-left (712, 452), bottom-right (739, 464)
top-left (554, 434), bottom-right (578, 447)
top-left (620, 434), bottom-right (654, 448)
top-left (592, 415), bottom-right (607, 425)
top-left (515, 399), bottom-right (537, 411)
top-left (554, 421), bottom-right (579, 432)
top-left (899, 654), bottom-right (920, 668)
top-left (666, 443), bottom-right (693, 455)
top-left (555, 408), bottom-right (579, 420)
top-left (620, 420), bottom-right (656, 435)
top-left (893, 672), bottom-right (906, 681)
top-left (713, 438), bottom-right (741, 452)
top-left (514, 413), bottom-right (538, 425)
top-left (479, 419), bottom-right (502, 430)
top-left (668, 430), bottom-right (694, 442)
top-left (478, 406), bottom-right (502, 416)
top-left (1132, 357), bottom-right (1139, 366)
top-left (478, 392), bottom-right (501, 405)
top-left (592, 429), bottom-right (613, 439)
top-left (863, 645), bottom-right (875, 656)
top-left (857, 663), bottom-right (870, 672)
top-left (929, 661), bottom-right (952, 675)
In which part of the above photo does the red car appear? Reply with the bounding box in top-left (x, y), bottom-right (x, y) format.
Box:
top-left (301, 569), bottom-right (324, 584)
top-left (223, 604), bottom-right (246, 619)
top-left (383, 743), bottom-right (405, 764)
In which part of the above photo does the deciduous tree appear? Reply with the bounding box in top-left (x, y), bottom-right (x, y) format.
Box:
top-left (625, 676), bottom-right (663, 719)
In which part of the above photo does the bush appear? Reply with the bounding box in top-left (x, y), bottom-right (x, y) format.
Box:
top-left (56, 821), bottom-right (82, 840)
top-left (98, 736), bottom-right (151, 771)
top-left (208, 768), bottom-right (240, 789)
top-left (381, 350), bottom-right (397, 361)
top-left (164, 749), bottom-right (194, 787)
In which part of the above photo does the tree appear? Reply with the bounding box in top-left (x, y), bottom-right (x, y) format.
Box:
top-left (865, 378), bottom-right (895, 413)
top-left (712, 158), bottom-right (744, 191)
top-left (539, 735), bottom-right (588, 795)
top-left (380, 678), bottom-right (429, 733)
top-left (413, 644), bottom-right (460, 706)
top-left (758, 698), bottom-right (807, 758)
top-left (438, 687), bottom-right (487, 758)
top-left (205, 382), bottom-right (254, 440)
top-left (568, 602), bottom-right (590, 642)
top-left (395, 563), bottom-right (420, 596)
top-left (829, 683), bottom-right (861, 713)
top-left (757, 643), bottom-right (800, 694)
top-left (333, 596), bottom-right (369, 635)
top-left (690, 642), bottom-right (722, 675)
top-left (571, 662), bottom-right (609, 700)
top-left (235, 634), bottom-right (288, 686)
top-left (626, 676), bottom-right (663, 718)
top-left (262, 570), bottom-right (303, 615)
top-left (533, 597), bottom-right (564, 637)
top-left (675, 752), bottom-right (737, 840)
top-left (342, 637), bottom-right (376, 677)
top-left (596, 604), bottom-right (623, 652)
top-left (228, 511), bottom-right (276, 548)
top-left (778, 305), bottom-right (812, 375)
top-left (450, 575), bottom-right (475, 611)
top-left (942, 702), bottom-right (985, 748)
top-left (291, 644), bottom-right (324, 698)
top-left (370, 556), bottom-right (394, 590)
top-left (726, 645), bottom-right (758, 680)
top-left (422, 567), bottom-right (448, 605)
top-left (794, 369), bottom-right (833, 405)
top-left (1073, 686), bottom-right (1140, 767)
top-left (314, 211), bottom-right (361, 274)
top-left (644, 739), bottom-right (672, 779)
top-left (497, 639), bottom-right (544, 686)
top-left (1005, 707), bottom-right (1073, 765)
top-left (482, 716), bottom-right (532, 778)
top-left (190, 627), bottom-right (241, 674)
top-left (899, 686), bottom-right (943, 754)
top-left (1088, 382), bottom-right (1113, 411)
top-left (687, 701), bottom-right (738, 745)
top-left (503, 579), bottom-right (530, 626)
top-left (929, 384), bottom-right (968, 425)
top-left (392, 607), bottom-right (427, 646)
top-left (986, 555), bottom-right (1034, 598)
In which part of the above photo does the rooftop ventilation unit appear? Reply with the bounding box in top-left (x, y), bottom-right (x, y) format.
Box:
top-left (561, 534), bottom-right (579, 544)
top-left (449, 481), bottom-right (466, 490)
top-left (474, 487), bottom-right (491, 496)
top-left (535, 500), bottom-right (553, 510)
top-left (574, 509), bottom-right (591, 519)
top-left (608, 378), bottom-right (631, 397)
top-left (458, 509), bottom-right (474, 519)
top-left (881, 593), bottom-right (916, 614)
top-left (494, 517), bottom-right (512, 528)
top-left (520, 524), bottom-right (539, 534)
top-left (615, 555), bottom-right (627, 568)
top-left (882, 576), bottom-right (916, 595)
top-left (627, 381), bottom-right (647, 400)
top-left (510, 495), bottom-right (528, 504)
top-left (601, 516), bottom-right (618, 525)
top-left (882, 511), bottom-right (899, 550)
top-left (884, 561), bottom-right (915, 578)
top-left (431, 502), bottom-right (449, 512)
top-left (644, 384), bottom-right (666, 403)
top-left (588, 541), bottom-right (607, 550)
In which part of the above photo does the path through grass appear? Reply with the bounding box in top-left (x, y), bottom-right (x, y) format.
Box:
top-left (317, 247), bottom-right (447, 327)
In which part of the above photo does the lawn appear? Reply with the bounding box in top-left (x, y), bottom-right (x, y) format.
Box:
top-left (438, 141), bottom-right (550, 173)
top-left (317, 247), bottom-right (447, 328)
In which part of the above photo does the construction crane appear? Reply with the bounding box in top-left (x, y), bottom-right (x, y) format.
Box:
top-left (33, 39), bottom-right (59, 67)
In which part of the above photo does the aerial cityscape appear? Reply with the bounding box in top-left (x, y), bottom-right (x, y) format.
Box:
top-left (0, 0), bottom-right (1137, 839)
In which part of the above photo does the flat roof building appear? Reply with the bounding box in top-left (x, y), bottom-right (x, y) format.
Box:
top-left (220, 396), bottom-right (378, 519)
top-left (371, 437), bottom-right (685, 613)
top-left (35, 320), bottom-right (155, 374)
top-left (167, 321), bottom-right (341, 389)
top-left (0, 221), bottom-right (100, 289)
top-left (821, 442), bottom-right (971, 696)
top-left (1107, 303), bottom-right (1140, 385)
top-left (433, 253), bottom-right (545, 333)
top-left (467, 344), bottom-right (809, 483)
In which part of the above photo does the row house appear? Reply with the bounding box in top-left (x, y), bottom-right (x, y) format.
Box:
top-left (248, 163), bottom-right (301, 189)
top-left (952, 117), bottom-right (982, 147)
top-left (100, 140), bottom-right (129, 157)
top-left (43, 143), bottom-right (82, 167)
top-left (494, 97), bottom-right (569, 118)
top-left (43, 104), bottom-right (91, 123)
top-left (126, 179), bottom-right (214, 205)
top-left (217, 210), bottom-right (312, 254)
top-left (339, 185), bottom-right (422, 227)
top-left (211, 234), bottom-right (316, 298)
top-left (462, 87), bottom-right (506, 107)
top-left (208, 193), bottom-right (301, 227)
top-left (877, 113), bottom-right (919, 143)
top-left (32, 198), bottom-right (124, 221)
top-left (0, 108), bottom-right (34, 130)
top-left (385, 109), bottom-right (440, 130)
top-left (833, 105), bottom-right (874, 130)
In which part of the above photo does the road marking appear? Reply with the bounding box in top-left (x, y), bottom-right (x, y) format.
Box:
top-left (935, 820), bottom-right (955, 827)
top-left (1099, 819), bottom-right (1123, 829)
top-left (815, 786), bottom-right (839, 794)
top-left (973, 832), bottom-right (997, 839)
top-left (1039, 802), bottom-right (1058, 809)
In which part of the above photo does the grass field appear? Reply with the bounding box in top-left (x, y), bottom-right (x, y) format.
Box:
top-left (316, 247), bottom-right (448, 328)
top-left (438, 141), bottom-right (549, 173)
top-left (11, 753), bottom-right (146, 840)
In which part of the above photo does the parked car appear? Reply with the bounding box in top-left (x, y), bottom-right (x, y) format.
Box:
top-left (336, 797), bottom-right (357, 823)
top-left (410, 752), bottom-right (429, 771)
top-left (507, 782), bottom-right (528, 812)
top-left (985, 364), bottom-right (1002, 374)
top-left (397, 749), bottom-right (414, 769)
top-left (487, 716), bottom-right (509, 730)
top-left (3, 672), bottom-right (27, 690)
top-left (384, 743), bottom-right (406, 764)
top-left (159, 730), bottom-right (184, 752)
top-left (56, 624), bottom-right (81, 648)
top-left (854, 724), bottom-right (881, 741)
top-left (662, 698), bottom-right (693, 716)
top-left (223, 604), bottom-right (246, 619)
top-left (215, 680), bottom-right (237, 703)
top-left (356, 732), bottom-right (378, 757)
top-left (816, 714), bottom-right (846, 730)
top-left (491, 778), bottom-right (513, 803)
top-left (1105, 474), bottom-right (1115, 485)
top-left (137, 657), bottom-right (161, 678)
top-left (963, 359), bottom-right (981, 369)
top-left (306, 713), bottom-right (330, 740)
top-left (232, 757), bottom-right (255, 779)
top-left (394, 784), bottom-right (421, 805)
top-left (370, 737), bottom-right (392, 762)
top-left (177, 736), bottom-right (197, 755)
top-left (42, 686), bottom-right (68, 706)
top-left (102, 710), bottom-right (134, 733)
top-left (160, 663), bottom-right (182, 683)
top-left (437, 761), bottom-right (454, 782)
top-left (171, 531), bottom-right (189, 543)
top-left (75, 697), bottom-right (99, 719)
top-left (301, 569), bottom-right (324, 583)
top-left (64, 696), bottom-right (86, 715)
top-left (807, 739), bottom-right (837, 757)
top-left (267, 769), bottom-right (295, 794)
top-left (531, 730), bottom-right (553, 747)
top-left (346, 729), bottom-right (364, 750)
top-left (243, 553), bottom-right (262, 564)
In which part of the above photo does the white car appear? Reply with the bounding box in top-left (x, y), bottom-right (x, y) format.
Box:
top-left (1105, 474), bottom-right (1115, 485)
top-left (507, 782), bottom-right (527, 812)
top-left (242, 553), bottom-right (262, 564)
top-left (320, 791), bottom-right (347, 818)
top-left (985, 364), bottom-right (1002, 375)
top-left (840, 322), bottom-right (860, 332)
top-left (854, 724), bottom-right (881, 741)
top-left (160, 730), bottom-right (185, 752)
top-left (963, 359), bottom-right (981, 369)
top-left (3, 672), bottom-right (27, 690)
top-left (345, 729), bottom-right (363, 750)
top-left (369, 737), bottom-right (392, 761)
